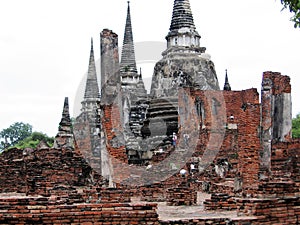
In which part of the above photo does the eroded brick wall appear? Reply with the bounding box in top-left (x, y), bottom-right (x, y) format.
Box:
top-left (101, 105), bottom-right (127, 163)
top-left (0, 196), bottom-right (159, 225)
top-left (271, 140), bottom-right (300, 182)
top-left (261, 71), bottom-right (292, 174)
top-left (0, 149), bottom-right (26, 193)
top-left (0, 147), bottom-right (102, 196)
top-left (178, 88), bottom-right (261, 196)
top-left (237, 197), bottom-right (300, 224)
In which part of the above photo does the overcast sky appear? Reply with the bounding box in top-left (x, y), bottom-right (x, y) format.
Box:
top-left (0, 0), bottom-right (299, 137)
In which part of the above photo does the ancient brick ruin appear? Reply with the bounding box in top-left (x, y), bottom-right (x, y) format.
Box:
top-left (0, 0), bottom-right (299, 224)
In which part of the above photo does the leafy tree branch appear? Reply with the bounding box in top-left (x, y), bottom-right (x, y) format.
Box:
top-left (280, 0), bottom-right (300, 28)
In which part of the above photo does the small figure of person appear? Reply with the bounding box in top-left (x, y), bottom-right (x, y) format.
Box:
top-left (183, 133), bottom-right (189, 147)
top-left (172, 132), bottom-right (177, 146)
top-left (145, 162), bottom-right (152, 170)
top-left (180, 168), bottom-right (187, 177)
top-left (190, 163), bottom-right (195, 176)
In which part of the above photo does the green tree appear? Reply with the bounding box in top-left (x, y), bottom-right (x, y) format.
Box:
top-left (13, 132), bottom-right (54, 149)
top-left (292, 113), bottom-right (300, 138)
top-left (0, 122), bottom-right (32, 150)
top-left (280, 0), bottom-right (300, 28)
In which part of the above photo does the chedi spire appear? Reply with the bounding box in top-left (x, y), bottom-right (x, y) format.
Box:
top-left (84, 38), bottom-right (100, 100)
top-left (170, 0), bottom-right (196, 31)
top-left (81, 38), bottom-right (100, 113)
top-left (54, 97), bottom-right (74, 149)
top-left (165, 0), bottom-right (204, 54)
top-left (223, 69), bottom-right (231, 91)
top-left (120, 1), bottom-right (137, 73)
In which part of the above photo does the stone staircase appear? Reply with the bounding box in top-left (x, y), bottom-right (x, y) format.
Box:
top-left (125, 97), bottom-right (178, 164)
top-left (141, 97), bottom-right (178, 151)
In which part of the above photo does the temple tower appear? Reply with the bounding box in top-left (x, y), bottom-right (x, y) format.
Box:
top-left (166, 0), bottom-right (203, 54)
top-left (150, 0), bottom-right (219, 99)
top-left (142, 0), bottom-right (220, 144)
top-left (73, 39), bottom-right (101, 174)
top-left (81, 38), bottom-right (101, 113)
top-left (120, 1), bottom-right (137, 75)
top-left (136, 69), bottom-right (147, 99)
top-left (223, 69), bottom-right (231, 91)
top-left (54, 97), bottom-right (74, 149)
top-left (119, 2), bottom-right (148, 164)
top-left (120, 1), bottom-right (147, 103)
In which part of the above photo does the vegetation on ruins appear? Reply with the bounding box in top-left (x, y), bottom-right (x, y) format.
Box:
top-left (13, 132), bottom-right (54, 149)
top-left (0, 122), bottom-right (54, 152)
top-left (292, 113), bottom-right (300, 138)
top-left (280, 0), bottom-right (300, 27)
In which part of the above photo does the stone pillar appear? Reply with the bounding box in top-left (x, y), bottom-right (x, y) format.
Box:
top-left (100, 29), bottom-right (127, 187)
top-left (260, 71), bottom-right (292, 176)
top-left (236, 90), bottom-right (261, 196)
top-left (100, 29), bottom-right (121, 105)
top-left (261, 76), bottom-right (273, 174)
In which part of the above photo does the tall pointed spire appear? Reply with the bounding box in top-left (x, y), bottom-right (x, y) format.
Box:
top-left (120, 1), bottom-right (137, 73)
top-left (136, 67), bottom-right (147, 98)
top-left (84, 38), bottom-right (100, 99)
top-left (170, 0), bottom-right (196, 31)
top-left (54, 97), bottom-right (74, 149)
top-left (165, 0), bottom-right (204, 54)
top-left (223, 69), bottom-right (232, 91)
top-left (60, 97), bottom-right (72, 128)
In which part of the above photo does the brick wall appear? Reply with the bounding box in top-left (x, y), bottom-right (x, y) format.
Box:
top-left (261, 71), bottom-right (292, 175)
top-left (0, 147), bottom-right (103, 196)
top-left (101, 105), bottom-right (127, 163)
top-left (237, 197), bottom-right (300, 224)
top-left (0, 196), bottom-right (159, 225)
top-left (0, 149), bottom-right (26, 193)
top-left (271, 140), bottom-right (300, 182)
top-left (179, 88), bottom-right (261, 196)
top-left (204, 193), bottom-right (236, 210)
top-left (74, 112), bottom-right (102, 174)
top-left (166, 185), bottom-right (197, 206)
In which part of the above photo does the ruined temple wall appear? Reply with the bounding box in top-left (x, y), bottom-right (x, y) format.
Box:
top-left (237, 197), bottom-right (300, 224)
top-left (261, 71), bottom-right (292, 173)
top-left (73, 114), bottom-right (93, 165)
top-left (125, 88), bottom-right (261, 198)
top-left (0, 149), bottom-right (26, 193)
top-left (99, 28), bottom-right (129, 186)
top-left (25, 147), bottom-right (100, 196)
top-left (100, 104), bottom-right (130, 188)
top-left (0, 147), bottom-right (102, 196)
top-left (223, 89), bottom-right (261, 195)
top-left (236, 97), bottom-right (261, 195)
top-left (73, 112), bottom-right (103, 177)
top-left (101, 105), bottom-right (127, 163)
top-left (100, 29), bottom-right (120, 103)
top-left (115, 86), bottom-right (274, 199)
top-left (0, 196), bottom-right (159, 225)
top-left (188, 88), bottom-right (261, 194)
top-left (271, 139), bottom-right (300, 182)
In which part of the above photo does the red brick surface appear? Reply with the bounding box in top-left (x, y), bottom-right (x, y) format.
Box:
top-left (0, 196), bottom-right (159, 225)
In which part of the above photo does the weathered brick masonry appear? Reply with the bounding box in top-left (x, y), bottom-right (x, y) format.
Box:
top-left (0, 196), bottom-right (159, 225)
top-left (0, 147), bottom-right (101, 196)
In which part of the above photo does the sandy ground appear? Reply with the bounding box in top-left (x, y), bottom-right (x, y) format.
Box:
top-left (131, 192), bottom-right (239, 221)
